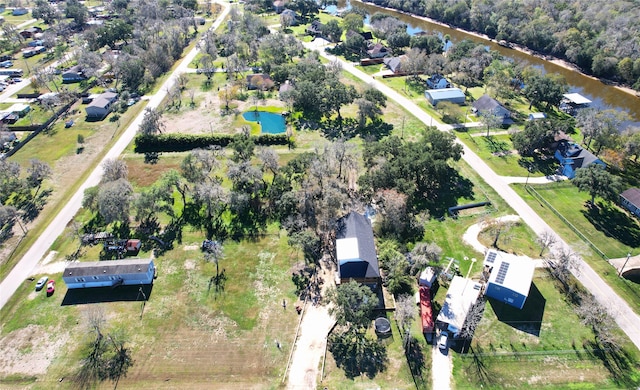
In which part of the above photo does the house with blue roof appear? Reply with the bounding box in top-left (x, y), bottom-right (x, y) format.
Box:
top-left (335, 211), bottom-right (380, 289)
top-left (554, 140), bottom-right (605, 179)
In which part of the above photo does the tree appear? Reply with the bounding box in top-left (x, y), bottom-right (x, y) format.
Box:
top-left (97, 179), bottom-right (133, 224)
top-left (403, 48), bottom-right (427, 81)
top-left (342, 13), bottom-right (364, 33)
top-left (511, 118), bottom-right (559, 156)
top-left (479, 109), bottom-right (505, 137)
top-left (32, 0), bottom-right (60, 24)
top-left (572, 164), bottom-right (622, 205)
top-left (0, 205), bottom-right (18, 244)
top-left (576, 109), bottom-right (627, 154)
top-left (356, 87), bottom-right (386, 129)
top-left (409, 242), bottom-right (442, 276)
top-left (536, 230), bottom-right (557, 257)
top-left (65, 0), bottom-right (88, 27)
top-left (101, 159), bottom-right (128, 183)
top-left (320, 76), bottom-right (357, 126)
top-left (138, 108), bottom-right (165, 135)
top-left (623, 129), bottom-right (640, 162)
top-left (203, 240), bottom-right (225, 293)
top-left (395, 294), bottom-right (417, 333)
top-left (482, 217), bottom-right (515, 249)
top-left (322, 20), bottom-right (343, 43)
top-left (387, 31), bottom-right (411, 54)
top-left (545, 248), bottom-right (580, 289)
top-left (326, 280), bottom-right (379, 330)
top-left (384, 253), bottom-right (413, 295)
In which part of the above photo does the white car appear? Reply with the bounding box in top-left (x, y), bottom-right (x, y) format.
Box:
top-left (437, 331), bottom-right (449, 350)
top-left (35, 276), bottom-right (48, 291)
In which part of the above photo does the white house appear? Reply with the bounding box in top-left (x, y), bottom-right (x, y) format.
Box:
top-left (436, 276), bottom-right (482, 336)
top-left (63, 259), bottom-right (155, 289)
top-left (483, 250), bottom-right (535, 309)
top-left (85, 91), bottom-right (117, 120)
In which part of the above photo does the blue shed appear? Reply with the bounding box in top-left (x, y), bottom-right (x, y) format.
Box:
top-left (483, 250), bottom-right (535, 310)
top-left (425, 87), bottom-right (465, 106)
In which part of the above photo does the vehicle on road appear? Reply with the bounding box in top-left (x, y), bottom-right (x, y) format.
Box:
top-left (438, 331), bottom-right (449, 350)
top-left (46, 280), bottom-right (55, 295)
top-left (35, 276), bottom-right (48, 291)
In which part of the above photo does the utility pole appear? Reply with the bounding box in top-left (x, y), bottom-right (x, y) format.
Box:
top-left (619, 253), bottom-right (632, 277)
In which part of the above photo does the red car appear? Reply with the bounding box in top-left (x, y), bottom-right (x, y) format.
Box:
top-left (46, 280), bottom-right (55, 295)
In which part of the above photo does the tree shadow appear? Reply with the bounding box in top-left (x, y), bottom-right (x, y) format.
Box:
top-left (517, 154), bottom-right (559, 176)
top-left (404, 336), bottom-right (427, 387)
top-left (464, 344), bottom-right (498, 387)
top-left (328, 329), bottom-right (388, 380)
top-left (415, 169), bottom-right (475, 218)
top-left (583, 339), bottom-right (640, 388)
top-left (581, 201), bottom-right (640, 248)
top-left (481, 135), bottom-right (511, 155)
top-left (487, 282), bottom-right (545, 337)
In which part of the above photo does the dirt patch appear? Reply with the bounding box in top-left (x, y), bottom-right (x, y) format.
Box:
top-left (0, 324), bottom-right (70, 376)
top-left (184, 259), bottom-right (197, 270)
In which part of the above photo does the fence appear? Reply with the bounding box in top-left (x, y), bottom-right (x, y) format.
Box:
top-left (526, 185), bottom-right (609, 261)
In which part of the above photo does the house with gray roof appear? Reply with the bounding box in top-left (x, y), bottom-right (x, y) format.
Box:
top-left (620, 188), bottom-right (640, 218)
top-left (383, 55), bottom-right (407, 74)
top-left (63, 259), bottom-right (156, 289)
top-left (472, 94), bottom-right (513, 125)
top-left (335, 211), bottom-right (380, 288)
top-left (554, 140), bottom-right (605, 179)
top-left (85, 91), bottom-right (117, 120)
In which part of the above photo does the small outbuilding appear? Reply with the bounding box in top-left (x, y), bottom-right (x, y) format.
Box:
top-left (426, 74), bottom-right (450, 89)
top-left (425, 88), bottom-right (465, 106)
top-left (560, 93), bottom-right (591, 115)
top-left (483, 250), bottom-right (535, 310)
top-left (527, 112), bottom-right (546, 121)
top-left (620, 188), bottom-right (640, 218)
top-left (63, 259), bottom-right (155, 289)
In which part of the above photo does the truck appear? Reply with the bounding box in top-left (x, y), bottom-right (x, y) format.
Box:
top-left (419, 285), bottom-right (434, 341)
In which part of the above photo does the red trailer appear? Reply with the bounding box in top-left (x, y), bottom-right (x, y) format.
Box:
top-left (420, 286), bottom-right (434, 340)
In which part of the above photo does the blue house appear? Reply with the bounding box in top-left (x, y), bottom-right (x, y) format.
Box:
top-left (62, 65), bottom-right (86, 83)
top-left (425, 88), bottom-right (465, 106)
top-left (620, 188), bottom-right (640, 218)
top-left (63, 259), bottom-right (156, 289)
top-left (335, 211), bottom-right (380, 288)
top-left (483, 250), bottom-right (535, 310)
top-left (554, 140), bottom-right (605, 179)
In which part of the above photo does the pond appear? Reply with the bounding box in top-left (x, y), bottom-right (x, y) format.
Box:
top-left (242, 111), bottom-right (286, 134)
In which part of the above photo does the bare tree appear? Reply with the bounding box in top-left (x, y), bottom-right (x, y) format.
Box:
top-left (395, 294), bottom-right (417, 334)
top-left (536, 230), bottom-right (557, 256)
top-left (138, 108), bottom-right (165, 135)
top-left (409, 242), bottom-right (442, 276)
top-left (545, 248), bottom-right (581, 288)
top-left (101, 158), bottom-right (128, 183)
top-left (482, 218), bottom-right (515, 249)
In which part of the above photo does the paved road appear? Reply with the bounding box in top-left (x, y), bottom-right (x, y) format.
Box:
top-left (0, 3), bottom-right (231, 311)
top-left (303, 39), bottom-right (640, 351)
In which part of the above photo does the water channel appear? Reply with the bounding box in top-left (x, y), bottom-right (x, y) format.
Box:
top-left (327, 0), bottom-right (640, 123)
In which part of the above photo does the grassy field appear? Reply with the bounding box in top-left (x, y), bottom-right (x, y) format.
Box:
top-left (513, 183), bottom-right (640, 315)
top-left (1, 223), bottom-right (302, 389)
top-left (452, 271), bottom-right (639, 389)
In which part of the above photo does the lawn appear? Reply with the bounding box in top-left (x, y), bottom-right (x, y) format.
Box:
top-left (452, 271), bottom-right (640, 389)
top-left (513, 182), bottom-right (640, 315)
top-left (321, 309), bottom-right (431, 389)
top-left (456, 132), bottom-right (549, 177)
top-left (0, 223), bottom-right (302, 389)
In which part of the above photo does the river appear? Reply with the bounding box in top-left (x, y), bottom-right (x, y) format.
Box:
top-left (326, 0), bottom-right (640, 123)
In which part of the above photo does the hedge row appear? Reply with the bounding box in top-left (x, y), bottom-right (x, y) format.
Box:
top-left (134, 133), bottom-right (292, 153)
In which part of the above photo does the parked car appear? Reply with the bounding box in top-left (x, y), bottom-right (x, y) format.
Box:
top-left (46, 280), bottom-right (55, 295)
top-left (437, 331), bottom-right (449, 350)
top-left (0, 60), bottom-right (12, 68)
top-left (35, 276), bottom-right (48, 291)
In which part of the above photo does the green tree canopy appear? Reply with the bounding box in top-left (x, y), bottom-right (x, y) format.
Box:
top-left (572, 164), bottom-right (622, 205)
top-left (327, 281), bottom-right (379, 330)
